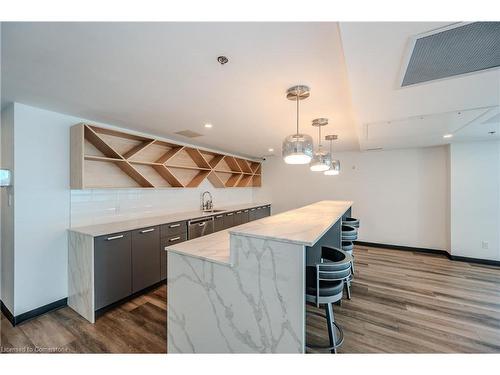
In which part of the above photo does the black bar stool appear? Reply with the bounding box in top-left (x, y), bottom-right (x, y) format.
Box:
top-left (306, 247), bottom-right (352, 353)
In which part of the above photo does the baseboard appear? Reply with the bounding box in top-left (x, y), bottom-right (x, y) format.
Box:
top-left (355, 241), bottom-right (500, 267)
top-left (1, 300), bottom-right (16, 326)
top-left (354, 241), bottom-right (448, 256)
top-left (449, 255), bottom-right (500, 267)
top-left (1, 298), bottom-right (67, 327)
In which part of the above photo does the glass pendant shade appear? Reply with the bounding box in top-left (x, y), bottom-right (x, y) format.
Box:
top-left (324, 159), bottom-right (340, 175)
top-left (310, 150), bottom-right (331, 171)
top-left (310, 118), bottom-right (330, 171)
top-left (282, 85), bottom-right (313, 165)
top-left (282, 134), bottom-right (314, 164)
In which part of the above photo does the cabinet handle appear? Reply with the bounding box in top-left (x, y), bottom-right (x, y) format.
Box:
top-left (227, 212), bottom-right (234, 216)
top-left (236, 211), bottom-right (242, 214)
top-left (106, 235), bottom-right (124, 241)
top-left (257, 207), bottom-right (262, 210)
top-left (216, 215), bottom-right (223, 218)
top-left (169, 223), bottom-right (181, 228)
top-left (198, 222), bottom-right (206, 227)
top-left (169, 236), bottom-right (181, 242)
top-left (140, 228), bottom-right (155, 234)
top-left (244, 210), bottom-right (249, 212)
top-left (250, 208), bottom-right (255, 211)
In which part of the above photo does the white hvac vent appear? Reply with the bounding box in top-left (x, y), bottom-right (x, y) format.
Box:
top-left (401, 22), bottom-right (500, 86)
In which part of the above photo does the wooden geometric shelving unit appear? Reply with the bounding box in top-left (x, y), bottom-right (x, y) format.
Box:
top-left (70, 123), bottom-right (262, 189)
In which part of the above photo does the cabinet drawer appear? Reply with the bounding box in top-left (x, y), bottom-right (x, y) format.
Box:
top-left (161, 221), bottom-right (187, 238)
top-left (161, 232), bottom-right (187, 248)
top-left (161, 232), bottom-right (187, 280)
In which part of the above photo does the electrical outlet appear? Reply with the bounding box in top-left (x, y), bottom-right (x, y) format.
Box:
top-left (481, 241), bottom-right (489, 250)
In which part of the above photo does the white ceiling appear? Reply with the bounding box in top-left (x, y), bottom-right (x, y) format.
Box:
top-left (1, 22), bottom-right (358, 158)
top-left (339, 22), bottom-right (500, 150)
top-left (2, 22), bottom-right (499, 157)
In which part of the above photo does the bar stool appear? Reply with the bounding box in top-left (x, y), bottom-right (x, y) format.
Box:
top-left (306, 247), bottom-right (352, 353)
top-left (341, 225), bottom-right (358, 241)
top-left (342, 240), bottom-right (355, 273)
top-left (320, 246), bottom-right (353, 299)
top-left (343, 217), bottom-right (359, 228)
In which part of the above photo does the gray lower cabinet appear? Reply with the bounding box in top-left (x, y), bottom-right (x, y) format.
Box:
top-left (94, 232), bottom-right (132, 310)
top-left (93, 205), bottom-right (270, 312)
top-left (242, 209), bottom-right (250, 224)
top-left (223, 211), bottom-right (235, 229)
top-left (249, 207), bottom-right (258, 221)
top-left (233, 210), bottom-right (243, 226)
top-left (132, 226), bottom-right (161, 293)
top-left (160, 232), bottom-right (187, 279)
top-left (214, 214), bottom-right (224, 232)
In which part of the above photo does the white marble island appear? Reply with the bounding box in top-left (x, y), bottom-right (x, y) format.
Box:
top-left (166, 200), bottom-right (353, 353)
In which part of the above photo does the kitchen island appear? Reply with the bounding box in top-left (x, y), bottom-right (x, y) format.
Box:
top-left (166, 200), bottom-right (353, 353)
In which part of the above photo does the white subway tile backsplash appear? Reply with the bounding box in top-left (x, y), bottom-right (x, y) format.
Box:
top-left (70, 179), bottom-right (255, 227)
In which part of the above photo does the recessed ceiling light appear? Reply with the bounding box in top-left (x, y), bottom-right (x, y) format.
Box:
top-left (204, 123), bottom-right (213, 129)
top-left (443, 134), bottom-right (453, 139)
top-left (268, 148), bottom-right (274, 152)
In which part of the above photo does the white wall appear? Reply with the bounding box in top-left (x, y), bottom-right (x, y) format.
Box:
top-left (450, 141), bottom-right (500, 261)
top-left (1, 104), bottom-right (15, 313)
top-left (13, 103), bottom-right (74, 315)
top-left (2, 103), bottom-right (257, 316)
top-left (255, 146), bottom-right (450, 251)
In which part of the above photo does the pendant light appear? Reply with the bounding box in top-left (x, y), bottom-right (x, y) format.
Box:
top-left (324, 134), bottom-right (340, 176)
top-left (309, 118), bottom-right (331, 172)
top-left (282, 85), bottom-right (314, 164)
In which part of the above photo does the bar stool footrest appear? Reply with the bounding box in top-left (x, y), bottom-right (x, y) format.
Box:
top-left (306, 310), bottom-right (344, 352)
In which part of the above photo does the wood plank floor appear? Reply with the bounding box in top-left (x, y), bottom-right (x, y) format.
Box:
top-left (2, 246), bottom-right (500, 353)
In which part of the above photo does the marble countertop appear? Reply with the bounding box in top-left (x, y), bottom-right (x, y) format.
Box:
top-left (166, 200), bottom-right (353, 265)
top-left (69, 202), bottom-right (271, 237)
top-left (230, 200), bottom-right (353, 246)
top-left (165, 230), bottom-right (232, 266)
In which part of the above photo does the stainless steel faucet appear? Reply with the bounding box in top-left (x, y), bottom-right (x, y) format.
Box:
top-left (201, 191), bottom-right (213, 211)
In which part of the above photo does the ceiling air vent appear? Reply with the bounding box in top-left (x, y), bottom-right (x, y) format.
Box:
top-left (401, 22), bottom-right (500, 87)
top-left (174, 130), bottom-right (203, 138)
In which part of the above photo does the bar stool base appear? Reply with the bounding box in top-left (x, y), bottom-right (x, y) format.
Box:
top-left (306, 308), bottom-right (344, 353)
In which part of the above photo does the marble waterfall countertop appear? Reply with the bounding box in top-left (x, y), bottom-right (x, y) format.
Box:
top-left (166, 200), bottom-right (353, 266)
top-left (69, 202), bottom-right (271, 237)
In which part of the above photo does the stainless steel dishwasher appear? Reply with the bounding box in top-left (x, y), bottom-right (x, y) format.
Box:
top-left (188, 216), bottom-right (214, 240)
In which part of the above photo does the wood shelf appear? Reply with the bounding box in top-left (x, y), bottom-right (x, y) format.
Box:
top-left (71, 123), bottom-right (263, 189)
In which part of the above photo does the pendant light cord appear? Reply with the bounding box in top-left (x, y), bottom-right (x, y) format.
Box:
top-left (296, 94), bottom-right (299, 135)
top-left (318, 125), bottom-right (322, 149)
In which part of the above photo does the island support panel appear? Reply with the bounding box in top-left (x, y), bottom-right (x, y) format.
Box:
top-left (167, 234), bottom-right (305, 353)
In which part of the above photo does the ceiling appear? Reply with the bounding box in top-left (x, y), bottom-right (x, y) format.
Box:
top-left (1, 22), bottom-right (358, 158)
top-left (1, 22), bottom-right (499, 158)
top-left (339, 22), bottom-right (500, 150)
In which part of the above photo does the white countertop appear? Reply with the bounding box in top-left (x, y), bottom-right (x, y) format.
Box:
top-left (166, 200), bottom-right (353, 265)
top-left (165, 230), bottom-right (232, 266)
top-left (231, 200), bottom-right (353, 246)
top-left (69, 202), bottom-right (271, 237)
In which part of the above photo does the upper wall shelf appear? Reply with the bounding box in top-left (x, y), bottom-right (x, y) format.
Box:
top-left (70, 123), bottom-right (262, 189)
